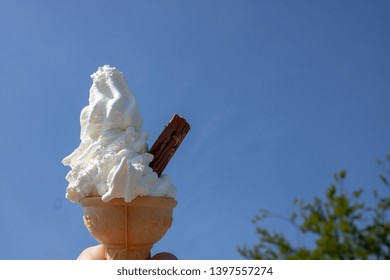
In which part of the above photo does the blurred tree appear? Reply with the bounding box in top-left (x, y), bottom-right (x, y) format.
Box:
top-left (239, 155), bottom-right (390, 259)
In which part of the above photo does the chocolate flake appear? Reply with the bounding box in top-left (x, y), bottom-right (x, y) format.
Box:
top-left (148, 114), bottom-right (190, 176)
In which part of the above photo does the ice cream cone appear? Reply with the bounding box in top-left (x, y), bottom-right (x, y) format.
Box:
top-left (80, 196), bottom-right (177, 260)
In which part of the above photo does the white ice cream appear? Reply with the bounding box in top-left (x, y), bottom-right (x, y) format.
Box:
top-left (62, 65), bottom-right (176, 203)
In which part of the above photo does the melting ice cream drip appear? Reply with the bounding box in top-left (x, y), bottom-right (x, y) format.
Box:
top-left (62, 65), bottom-right (176, 203)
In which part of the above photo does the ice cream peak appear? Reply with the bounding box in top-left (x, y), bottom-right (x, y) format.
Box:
top-left (62, 65), bottom-right (176, 203)
top-left (80, 65), bottom-right (142, 141)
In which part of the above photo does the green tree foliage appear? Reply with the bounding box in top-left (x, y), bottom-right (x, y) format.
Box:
top-left (239, 155), bottom-right (390, 259)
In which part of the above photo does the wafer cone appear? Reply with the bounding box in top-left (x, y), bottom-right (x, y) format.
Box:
top-left (80, 196), bottom-right (177, 260)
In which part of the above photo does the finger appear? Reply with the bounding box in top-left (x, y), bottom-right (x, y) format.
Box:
top-left (77, 244), bottom-right (106, 260)
top-left (151, 252), bottom-right (178, 260)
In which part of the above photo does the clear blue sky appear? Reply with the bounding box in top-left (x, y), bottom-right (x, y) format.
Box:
top-left (0, 0), bottom-right (389, 259)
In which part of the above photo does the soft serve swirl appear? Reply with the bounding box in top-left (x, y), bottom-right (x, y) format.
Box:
top-left (62, 65), bottom-right (176, 203)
